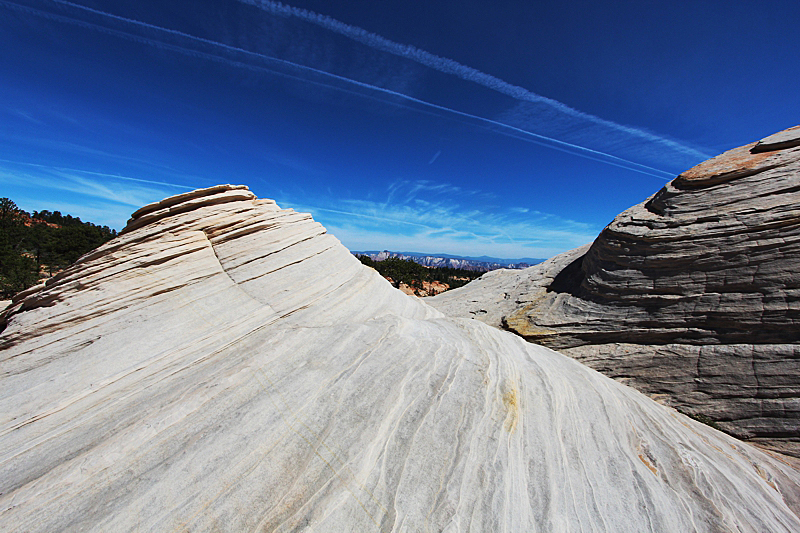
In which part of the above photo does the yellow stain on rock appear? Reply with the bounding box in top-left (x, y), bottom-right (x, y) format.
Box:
top-left (638, 453), bottom-right (658, 476)
top-left (502, 292), bottom-right (559, 338)
top-left (503, 387), bottom-right (519, 432)
top-left (753, 463), bottom-right (779, 492)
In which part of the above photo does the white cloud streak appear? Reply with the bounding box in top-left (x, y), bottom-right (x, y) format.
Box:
top-left (281, 180), bottom-right (598, 258)
top-left (0, 158), bottom-right (195, 191)
top-left (239, 0), bottom-right (711, 162)
top-left (0, 163), bottom-right (196, 228)
top-left (4, 0), bottom-right (683, 179)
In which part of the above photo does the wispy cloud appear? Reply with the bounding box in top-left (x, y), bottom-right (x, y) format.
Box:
top-left (0, 161), bottom-right (192, 228)
top-left (0, 158), bottom-right (195, 192)
top-left (5, 0), bottom-right (695, 179)
top-left (280, 180), bottom-right (598, 258)
top-left (7, 108), bottom-right (43, 124)
top-left (238, 1), bottom-right (711, 161)
top-left (384, 179), bottom-right (486, 206)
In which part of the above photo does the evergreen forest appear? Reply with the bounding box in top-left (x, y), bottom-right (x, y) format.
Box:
top-left (0, 198), bottom-right (117, 298)
top-left (355, 254), bottom-right (483, 291)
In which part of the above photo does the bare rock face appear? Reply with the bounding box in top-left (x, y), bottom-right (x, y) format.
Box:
top-left (2, 185), bottom-right (800, 531)
top-left (430, 126), bottom-right (800, 457)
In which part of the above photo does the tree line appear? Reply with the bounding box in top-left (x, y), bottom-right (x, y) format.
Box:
top-left (355, 255), bottom-right (482, 291)
top-left (0, 198), bottom-right (117, 298)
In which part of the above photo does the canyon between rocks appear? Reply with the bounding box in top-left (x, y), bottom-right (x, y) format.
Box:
top-left (1, 128), bottom-right (800, 531)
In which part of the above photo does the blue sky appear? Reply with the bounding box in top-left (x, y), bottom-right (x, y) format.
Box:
top-left (1, 0), bottom-right (798, 259)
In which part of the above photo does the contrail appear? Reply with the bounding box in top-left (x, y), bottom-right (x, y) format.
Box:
top-left (428, 151), bottom-right (441, 165)
top-left (0, 157), bottom-right (195, 190)
top-left (4, 0), bottom-right (675, 179)
top-left (237, 0), bottom-right (712, 162)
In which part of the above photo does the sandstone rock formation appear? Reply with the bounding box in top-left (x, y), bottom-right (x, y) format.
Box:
top-left (2, 185), bottom-right (800, 531)
top-left (430, 126), bottom-right (800, 458)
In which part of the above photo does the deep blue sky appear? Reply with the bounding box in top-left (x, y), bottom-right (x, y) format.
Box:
top-left (1, 0), bottom-right (797, 259)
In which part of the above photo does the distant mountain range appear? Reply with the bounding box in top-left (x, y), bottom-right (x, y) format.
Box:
top-left (352, 250), bottom-right (544, 272)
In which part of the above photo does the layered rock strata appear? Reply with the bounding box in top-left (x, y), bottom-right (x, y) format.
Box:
top-left (2, 185), bottom-right (800, 531)
top-left (430, 126), bottom-right (800, 457)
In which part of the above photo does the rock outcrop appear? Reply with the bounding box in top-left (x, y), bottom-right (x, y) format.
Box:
top-left (2, 185), bottom-right (800, 531)
top-left (430, 126), bottom-right (800, 458)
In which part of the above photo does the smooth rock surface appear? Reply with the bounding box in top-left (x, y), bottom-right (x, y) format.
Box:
top-left (429, 126), bottom-right (800, 457)
top-left (2, 186), bottom-right (800, 531)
